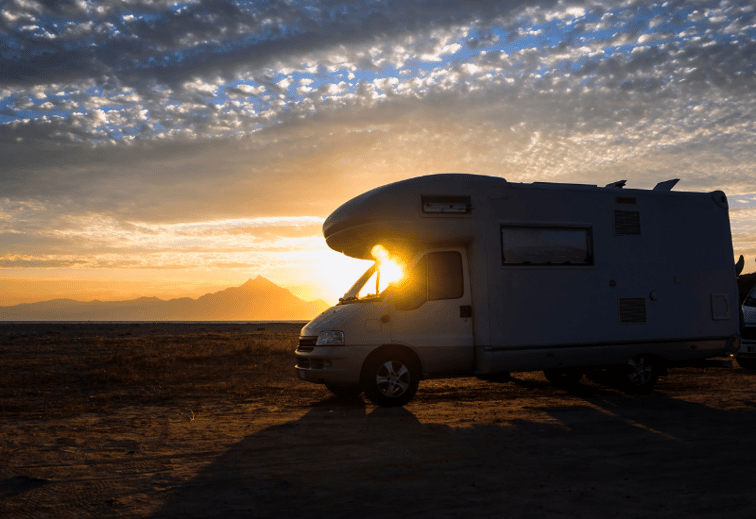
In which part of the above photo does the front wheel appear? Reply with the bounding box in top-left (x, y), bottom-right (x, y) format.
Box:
top-left (618, 354), bottom-right (659, 394)
top-left (362, 353), bottom-right (420, 407)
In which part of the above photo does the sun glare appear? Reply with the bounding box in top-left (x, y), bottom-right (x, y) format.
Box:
top-left (371, 245), bottom-right (405, 286)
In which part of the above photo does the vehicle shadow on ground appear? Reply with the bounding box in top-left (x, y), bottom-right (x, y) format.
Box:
top-left (149, 388), bottom-right (756, 519)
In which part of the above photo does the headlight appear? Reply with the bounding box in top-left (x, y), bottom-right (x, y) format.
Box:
top-left (316, 330), bottom-right (344, 346)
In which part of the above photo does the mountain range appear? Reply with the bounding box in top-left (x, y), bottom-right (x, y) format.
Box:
top-left (0, 276), bottom-right (330, 321)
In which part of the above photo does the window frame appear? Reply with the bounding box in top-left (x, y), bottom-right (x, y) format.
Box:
top-left (427, 250), bottom-right (464, 301)
top-left (500, 224), bottom-right (595, 267)
top-left (393, 250), bottom-right (465, 311)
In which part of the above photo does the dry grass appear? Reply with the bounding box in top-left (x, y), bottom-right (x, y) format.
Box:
top-left (0, 329), bottom-right (301, 418)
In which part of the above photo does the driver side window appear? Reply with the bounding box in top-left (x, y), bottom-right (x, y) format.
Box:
top-left (394, 251), bottom-right (464, 311)
top-left (428, 251), bottom-right (464, 300)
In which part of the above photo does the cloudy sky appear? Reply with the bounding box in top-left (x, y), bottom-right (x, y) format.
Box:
top-left (2, 0), bottom-right (756, 306)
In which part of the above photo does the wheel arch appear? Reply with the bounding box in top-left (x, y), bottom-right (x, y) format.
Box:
top-left (360, 344), bottom-right (424, 383)
top-left (642, 352), bottom-right (668, 376)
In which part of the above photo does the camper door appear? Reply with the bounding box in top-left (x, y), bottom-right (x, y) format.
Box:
top-left (388, 249), bottom-right (474, 375)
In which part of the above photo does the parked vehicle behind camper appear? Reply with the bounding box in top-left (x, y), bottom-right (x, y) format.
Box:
top-left (737, 283), bottom-right (756, 370)
top-left (296, 174), bottom-right (741, 406)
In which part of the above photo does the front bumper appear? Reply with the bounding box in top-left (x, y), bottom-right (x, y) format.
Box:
top-left (736, 339), bottom-right (756, 359)
top-left (294, 341), bottom-right (375, 386)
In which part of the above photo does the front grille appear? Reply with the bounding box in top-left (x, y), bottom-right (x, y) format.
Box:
top-left (297, 336), bottom-right (317, 352)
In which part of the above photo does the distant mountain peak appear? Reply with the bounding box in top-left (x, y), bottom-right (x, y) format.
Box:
top-left (0, 275), bottom-right (330, 321)
top-left (241, 276), bottom-right (278, 288)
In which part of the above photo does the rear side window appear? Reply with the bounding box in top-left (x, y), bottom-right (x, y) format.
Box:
top-left (501, 226), bottom-right (593, 266)
top-left (427, 251), bottom-right (464, 300)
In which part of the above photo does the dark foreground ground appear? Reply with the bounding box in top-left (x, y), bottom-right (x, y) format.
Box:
top-left (2, 323), bottom-right (756, 518)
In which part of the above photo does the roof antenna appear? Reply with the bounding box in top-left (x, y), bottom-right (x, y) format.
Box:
top-left (605, 180), bottom-right (626, 189)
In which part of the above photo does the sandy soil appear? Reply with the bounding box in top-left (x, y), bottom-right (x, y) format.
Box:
top-left (2, 323), bottom-right (756, 518)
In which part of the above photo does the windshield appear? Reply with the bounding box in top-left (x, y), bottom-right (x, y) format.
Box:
top-left (340, 263), bottom-right (397, 302)
top-left (341, 263), bottom-right (378, 302)
top-left (340, 246), bottom-right (407, 303)
top-left (745, 283), bottom-right (756, 307)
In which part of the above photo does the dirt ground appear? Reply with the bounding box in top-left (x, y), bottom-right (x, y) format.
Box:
top-left (2, 323), bottom-right (756, 518)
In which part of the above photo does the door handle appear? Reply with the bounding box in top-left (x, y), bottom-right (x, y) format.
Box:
top-left (460, 305), bottom-right (472, 318)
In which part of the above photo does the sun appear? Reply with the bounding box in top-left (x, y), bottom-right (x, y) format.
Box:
top-left (371, 245), bottom-right (406, 287)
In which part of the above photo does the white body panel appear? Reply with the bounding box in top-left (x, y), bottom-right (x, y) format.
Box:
top-left (296, 174), bottom-right (740, 386)
top-left (387, 248), bottom-right (474, 375)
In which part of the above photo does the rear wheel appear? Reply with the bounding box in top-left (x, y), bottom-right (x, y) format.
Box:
top-left (362, 353), bottom-right (420, 407)
top-left (737, 357), bottom-right (756, 370)
top-left (618, 354), bottom-right (659, 394)
top-left (544, 369), bottom-right (583, 388)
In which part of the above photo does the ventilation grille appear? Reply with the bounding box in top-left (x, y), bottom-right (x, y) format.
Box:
top-left (297, 336), bottom-right (317, 352)
top-left (616, 196), bottom-right (636, 206)
top-left (615, 210), bottom-right (641, 235)
top-left (618, 298), bottom-right (646, 324)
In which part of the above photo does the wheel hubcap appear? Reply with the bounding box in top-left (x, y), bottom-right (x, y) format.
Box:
top-left (627, 356), bottom-right (652, 385)
top-left (376, 360), bottom-right (410, 397)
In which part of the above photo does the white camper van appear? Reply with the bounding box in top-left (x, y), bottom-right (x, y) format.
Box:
top-left (296, 174), bottom-right (741, 406)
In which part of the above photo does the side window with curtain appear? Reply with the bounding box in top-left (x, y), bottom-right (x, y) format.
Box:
top-left (501, 226), bottom-right (593, 266)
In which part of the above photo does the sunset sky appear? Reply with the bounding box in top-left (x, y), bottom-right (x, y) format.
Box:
top-left (2, 0), bottom-right (756, 307)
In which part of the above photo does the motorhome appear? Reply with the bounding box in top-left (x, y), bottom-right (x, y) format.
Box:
top-left (296, 174), bottom-right (741, 406)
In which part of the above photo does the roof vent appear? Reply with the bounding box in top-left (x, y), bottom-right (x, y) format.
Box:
top-left (421, 195), bottom-right (471, 214)
top-left (614, 210), bottom-right (641, 235)
top-left (605, 180), bottom-right (627, 189)
top-left (616, 196), bottom-right (636, 206)
top-left (619, 298), bottom-right (646, 324)
top-left (653, 179), bottom-right (680, 191)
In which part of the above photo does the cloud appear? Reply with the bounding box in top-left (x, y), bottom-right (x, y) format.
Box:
top-left (0, 197), bottom-right (327, 270)
top-left (1, 0), bottom-right (539, 90)
top-left (3, 0), bottom-right (756, 296)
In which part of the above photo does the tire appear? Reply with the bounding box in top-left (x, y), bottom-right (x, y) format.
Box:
top-left (618, 354), bottom-right (659, 394)
top-left (362, 353), bottom-right (420, 407)
top-left (737, 357), bottom-right (756, 370)
top-left (544, 368), bottom-right (583, 388)
top-left (324, 383), bottom-right (363, 398)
